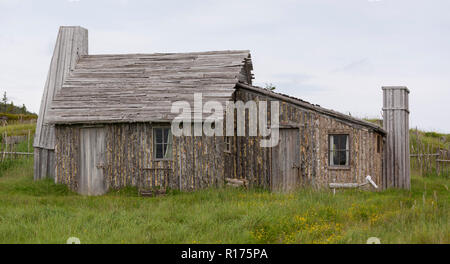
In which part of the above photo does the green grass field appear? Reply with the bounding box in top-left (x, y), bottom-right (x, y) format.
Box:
top-left (0, 157), bottom-right (448, 244)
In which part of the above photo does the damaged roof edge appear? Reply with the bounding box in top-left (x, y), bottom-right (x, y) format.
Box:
top-left (236, 82), bottom-right (386, 135)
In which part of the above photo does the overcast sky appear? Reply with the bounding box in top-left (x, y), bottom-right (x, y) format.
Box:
top-left (1, 0), bottom-right (449, 132)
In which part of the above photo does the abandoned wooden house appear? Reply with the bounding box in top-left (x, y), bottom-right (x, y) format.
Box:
top-left (34, 26), bottom-right (410, 195)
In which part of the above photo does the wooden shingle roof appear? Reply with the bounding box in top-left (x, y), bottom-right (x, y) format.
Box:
top-left (48, 50), bottom-right (252, 124)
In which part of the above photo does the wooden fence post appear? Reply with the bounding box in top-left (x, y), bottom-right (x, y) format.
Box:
top-left (27, 129), bottom-right (30, 154)
top-left (437, 150), bottom-right (440, 176)
top-left (5, 132), bottom-right (7, 160)
top-left (427, 144), bottom-right (430, 175)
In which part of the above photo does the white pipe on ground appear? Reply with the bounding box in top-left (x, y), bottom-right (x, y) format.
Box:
top-left (366, 175), bottom-right (378, 189)
top-left (329, 175), bottom-right (378, 192)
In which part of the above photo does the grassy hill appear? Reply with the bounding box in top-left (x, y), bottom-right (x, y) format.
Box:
top-left (364, 118), bottom-right (450, 155)
top-left (410, 129), bottom-right (450, 151)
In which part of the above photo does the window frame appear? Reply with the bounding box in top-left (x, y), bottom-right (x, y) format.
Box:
top-left (153, 125), bottom-right (173, 160)
top-left (328, 131), bottom-right (351, 170)
top-left (224, 136), bottom-right (231, 153)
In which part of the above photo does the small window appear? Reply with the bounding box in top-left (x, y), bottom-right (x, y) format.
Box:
top-left (376, 135), bottom-right (382, 153)
top-left (154, 127), bottom-right (172, 159)
top-left (224, 136), bottom-right (231, 152)
top-left (329, 134), bottom-right (349, 166)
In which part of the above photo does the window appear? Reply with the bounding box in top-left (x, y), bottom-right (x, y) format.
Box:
top-left (224, 136), bottom-right (231, 152)
top-left (154, 127), bottom-right (173, 159)
top-left (376, 135), bottom-right (382, 153)
top-left (329, 134), bottom-right (349, 166)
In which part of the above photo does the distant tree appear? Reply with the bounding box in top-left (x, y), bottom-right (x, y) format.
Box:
top-left (264, 83), bottom-right (276, 91)
top-left (1, 92), bottom-right (7, 112)
top-left (0, 91), bottom-right (35, 115)
top-left (6, 102), bottom-right (14, 114)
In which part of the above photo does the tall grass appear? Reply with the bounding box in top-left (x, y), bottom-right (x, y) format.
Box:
top-left (0, 158), bottom-right (448, 244)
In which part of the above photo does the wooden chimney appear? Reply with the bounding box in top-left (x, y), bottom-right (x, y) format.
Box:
top-left (382, 86), bottom-right (410, 189)
top-left (33, 26), bottom-right (88, 180)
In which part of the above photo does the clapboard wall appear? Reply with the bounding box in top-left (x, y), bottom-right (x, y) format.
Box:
top-left (234, 84), bottom-right (385, 190)
top-left (54, 123), bottom-right (226, 192)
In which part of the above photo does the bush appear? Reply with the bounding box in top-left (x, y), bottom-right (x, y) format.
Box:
top-left (424, 132), bottom-right (444, 138)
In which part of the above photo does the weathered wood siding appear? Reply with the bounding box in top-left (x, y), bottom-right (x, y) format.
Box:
top-left (54, 88), bottom-right (384, 193)
top-left (55, 123), bottom-right (225, 192)
top-left (382, 86), bottom-right (410, 189)
top-left (34, 26), bottom-right (88, 180)
top-left (235, 88), bottom-right (384, 190)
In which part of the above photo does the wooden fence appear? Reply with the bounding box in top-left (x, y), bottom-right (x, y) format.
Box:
top-left (0, 129), bottom-right (34, 161)
top-left (410, 129), bottom-right (449, 176)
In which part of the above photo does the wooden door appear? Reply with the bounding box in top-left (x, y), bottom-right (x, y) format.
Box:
top-left (79, 127), bottom-right (106, 195)
top-left (271, 128), bottom-right (300, 192)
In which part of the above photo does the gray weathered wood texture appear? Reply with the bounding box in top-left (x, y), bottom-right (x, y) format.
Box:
top-left (234, 85), bottom-right (385, 191)
top-left (54, 82), bottom-right (386, 193)
top-left (47, 51), bottom-right (253, 124)
top-left (78, 127), bottom-right (107, 195)
top-left (50, 77), bottom-right (386, 193)
top-left (55, 123), bottom-right (226, 193)
top-left (272, 128), bottom-right (300, 192)
top-left (33, 26), bottom-right (88, 180)
top-left (382, 86), bottom-right (410, 189)
top-left (43, 26), bottom-right (389, 194)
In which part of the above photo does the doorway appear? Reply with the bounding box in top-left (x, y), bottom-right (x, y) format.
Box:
top-left (271, 128), bottom-right (300, 192)
top-left (79, 127), bottom-right (106, 195)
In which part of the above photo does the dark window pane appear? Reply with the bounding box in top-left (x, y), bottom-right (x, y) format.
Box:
top-left (156, 144), bottom-right (163, 159)
top-left (332, 150), bottom-right (338, 165)
top-left (337, 135), bottom-right (347, 150)
top-left (155, 128), bottom-right (163, 144)
top-left (337, 150), bottom-right (347, 165)
top-left (333, 150), bottom-right (343, 165)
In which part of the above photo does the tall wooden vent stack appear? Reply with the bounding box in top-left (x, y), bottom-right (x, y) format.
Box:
top-left (382, 86), bottom-right (410, 189)
top-left (33, 26), bottom-right (88, 180)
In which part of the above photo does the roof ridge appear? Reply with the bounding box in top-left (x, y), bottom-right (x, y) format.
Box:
top-left (82, 50), bottom-right (251, 57)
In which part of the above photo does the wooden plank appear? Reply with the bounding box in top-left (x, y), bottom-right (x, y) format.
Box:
top-left (0, 152), bottom-right (34, 155)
